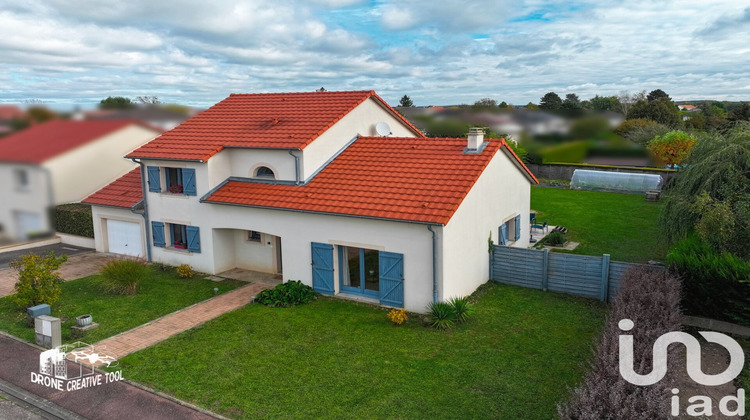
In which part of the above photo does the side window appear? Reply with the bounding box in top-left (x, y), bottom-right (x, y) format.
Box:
top-left (14, 169), bottom-right (29, 189)
top-left (247, 231), bottom-right (262, 243)
top-left (165, 168), bottom-right (183, 194)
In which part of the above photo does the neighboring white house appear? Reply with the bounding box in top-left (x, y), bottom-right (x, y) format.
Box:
top-left (84, 90), bottom-right (537, 312)
top-left (0, 120), bottom-right (161, 241)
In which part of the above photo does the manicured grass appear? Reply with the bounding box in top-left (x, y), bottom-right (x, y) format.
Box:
top-left (0, 267), bottom-right (243, 344)
top-left (531, 186), bottom-right (668, 263)
top-left (117, 283), bottom-right (605, 419)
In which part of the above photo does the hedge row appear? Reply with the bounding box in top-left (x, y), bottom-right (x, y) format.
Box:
top-left (53, 204), bottom-right (94, 238)
top-left (558, 266), bottom-right (682, 419)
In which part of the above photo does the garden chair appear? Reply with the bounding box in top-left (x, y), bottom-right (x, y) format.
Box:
top-left (531, 220), bottom-right (548, 234)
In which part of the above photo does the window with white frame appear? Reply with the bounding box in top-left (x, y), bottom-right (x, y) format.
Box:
top-left (247, 230), bottom-right (262, 243)
top-left (254, 166), bottom-right (275, 179)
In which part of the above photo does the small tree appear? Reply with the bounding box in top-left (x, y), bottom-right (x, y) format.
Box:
top-left (99, 96), bottom-right (134, 110)
top-left (398, 95), bottom-right (414, 107)
top-left (10, 252), bottom-right (68, 308)
top-left (647, 130), bottom-right (696, 168)
top-left (539, 92), bottom-right (562, 111)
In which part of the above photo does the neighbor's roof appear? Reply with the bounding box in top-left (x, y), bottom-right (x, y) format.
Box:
top-left (82, 168), bottom-right (143, 208)
top-left (126, 90), bottom-right (424, 162)
top-left (0, 105), bottom-right (25, 121)
top-left (0, 120), bottom-right (156, 164)
top-left (203, 136), bottom-right (537, 225)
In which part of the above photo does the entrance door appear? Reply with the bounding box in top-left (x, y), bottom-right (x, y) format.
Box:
top-left (339, 246), bottom-right (380, 298)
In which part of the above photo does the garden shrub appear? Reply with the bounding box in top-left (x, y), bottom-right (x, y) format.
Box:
top-left (667, 234), bottom-right (750, 326)
top-left (428, 302), bottom-right (455, 329)
top-left (100, 259), bottom-right (150, 295)
top-left (53, 204), bottom-right (94, 238)
top-left (387, 308), bottom-right (408, 325)
top-left (558, 266), bottom-right (681, 419)
top-left (448, 296), bottom-right (473, 323)
top-left (255, 281), bottom-right (316, 307)
top-left (543, 231), bottom-right (566, 247)
top-left (176, 264), bottom-right (195, 279)
top-left (10, 252), bottom-right (68, 308)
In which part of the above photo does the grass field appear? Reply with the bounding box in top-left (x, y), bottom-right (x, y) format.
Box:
top-left (116, 283), bottom-right (605, 419)
top-left (0, 267), bottom-right (243, 343)
top-left (531, 186), bottom-right (668, 263)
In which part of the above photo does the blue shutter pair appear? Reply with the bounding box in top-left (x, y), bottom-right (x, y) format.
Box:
top-left (146, 166), bottom-right (196, 196)
top-left (151, 222), bottom-right (200, 253)
top-left (499, 223), bottom-right (508, 246)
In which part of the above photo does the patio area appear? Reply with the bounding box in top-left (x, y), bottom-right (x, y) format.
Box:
top-left (209, 268), bottom-right (282, 286)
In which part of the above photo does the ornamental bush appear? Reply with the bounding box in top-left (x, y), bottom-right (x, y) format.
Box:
top-left (558, 266), bottom-right (681, 419)
top-left (255, 281), bottom-right (316, 307)
top-left (176, 264), bottom-right (195, 279)
top-left (100, 259), bottom-right (150, 295)
top-left (10, 252), bottom-right (68, 308)
top-left (387, 308), bottom-right (408, 325)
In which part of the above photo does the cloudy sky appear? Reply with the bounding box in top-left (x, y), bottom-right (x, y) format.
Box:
top-left (1, 0), bottom-right (749, 108)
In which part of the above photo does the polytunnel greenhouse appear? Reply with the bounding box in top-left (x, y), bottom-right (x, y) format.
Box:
top-left (569, 170), bottom-right (663, 194)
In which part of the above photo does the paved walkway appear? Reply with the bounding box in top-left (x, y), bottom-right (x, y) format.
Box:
top-left (0, 253), bottom-right (116, 298)
top-left (93, 282), bottom-right (270, 359)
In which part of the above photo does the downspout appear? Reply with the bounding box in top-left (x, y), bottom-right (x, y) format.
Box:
top-left (427, 225), bottom-right (438, 303)
top-left (288, 150), bottom-right (301, 185)
top-left (131, 158), bottom-right (152, 262)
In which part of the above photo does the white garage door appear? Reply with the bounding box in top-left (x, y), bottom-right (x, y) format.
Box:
top-left (106, 219), bottom-right (143, 257)
top-left (14, 211), bottom-right (43, 240)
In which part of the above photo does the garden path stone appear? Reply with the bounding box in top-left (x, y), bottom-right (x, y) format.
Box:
top-left (92, 282), bottom-right (270, 359)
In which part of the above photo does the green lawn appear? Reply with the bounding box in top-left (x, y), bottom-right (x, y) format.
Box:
top-left (531, 186), bottom-right (668, 263)
top-left (0, 268), bottom-right (243, 344)
top-left (116, 283), bottom-right (605, 419)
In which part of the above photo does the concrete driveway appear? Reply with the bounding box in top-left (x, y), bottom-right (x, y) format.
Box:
top-left (0, 253), bottom-right (116, 298)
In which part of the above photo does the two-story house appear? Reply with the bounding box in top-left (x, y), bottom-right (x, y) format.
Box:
top-left (0, 120), bottom-right (161, 241)
top-left (84, 90), bottom-right (537, 312)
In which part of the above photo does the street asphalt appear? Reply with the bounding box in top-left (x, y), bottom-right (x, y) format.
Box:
top-left (0, 244), bottom-right (93, 269)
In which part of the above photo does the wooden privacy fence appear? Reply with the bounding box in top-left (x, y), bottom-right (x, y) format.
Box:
top-left (490, 246), bottom-right (648, 302)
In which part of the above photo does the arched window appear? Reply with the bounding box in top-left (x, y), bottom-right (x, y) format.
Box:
top-left (255, 166), bottom-right (275, 179)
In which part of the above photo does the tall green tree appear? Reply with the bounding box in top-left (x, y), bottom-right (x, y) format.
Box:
top-left (646, 89), bottom-right (670, 102)
top-left (729, 102), bottom-right (750, 122)
top-left (562, 93), bottom-right (582, 111)
top-left (627, 97), bottom-right (682, 127)
top-left (398, 95), bottom-right (414, 107)
top-left (473, 98), bottom-right (498, 108)
top-left (661, 123), bottom-right (750, 258)
top-left (99, 96), bottom-right (135, 109)
top-left (539, 92), bottom-right (562, 110)
top-left (589, 95), bottom-right (622, 113)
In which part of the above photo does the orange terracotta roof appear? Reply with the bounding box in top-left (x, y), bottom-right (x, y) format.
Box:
top-left (0, 120), bottom-right (155, 164)
top-left (126, 90), bottom-right (423, 161)
top-left (82, 168), bottom-right (143, 208)
top-left (203, 136), bottom-right (534, 225)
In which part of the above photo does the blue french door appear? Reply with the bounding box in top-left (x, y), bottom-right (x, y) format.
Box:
top-left (339, 246), bottom-right (380, 298)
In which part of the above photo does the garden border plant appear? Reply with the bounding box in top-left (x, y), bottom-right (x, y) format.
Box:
top-left (255, 280), bottom-right (316, 307)
top-left (558, 265), bottom-right (681, 419)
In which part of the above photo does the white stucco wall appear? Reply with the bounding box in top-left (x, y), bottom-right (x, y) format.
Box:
top-left (299, 98), bottom-right (419, 180)
top-left (440, 147), bottom-right (533, 300)
top-left (43, 124), bottom-right (160, 204)
top-left (91, 205), bottom-right (147, 258)
top-left (147, 198), bottom-right (436, 312)
top-left (226, 149), bottom-right (297, 182)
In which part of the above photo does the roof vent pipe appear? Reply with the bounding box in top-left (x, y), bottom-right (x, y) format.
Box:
top-left (466, 127), bottom-right (485, 151)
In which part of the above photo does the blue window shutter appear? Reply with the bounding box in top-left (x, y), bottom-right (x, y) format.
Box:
top-left (186, 226), bottom-right (201, 253)
top-left (311, 242), bottom-right (334, 295)
top-left (147, 166), bottom-right (160, 192)
top-left (182, 168), bottom-right (196, 196)
top-left (514, 215), bottom-right (521, 241)
top-left (499, 223), bottom-right (508, 246)
top-left (151, 221), bottom-right (165, 247)
top-left (379, 251), bottom-right (404, 308)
